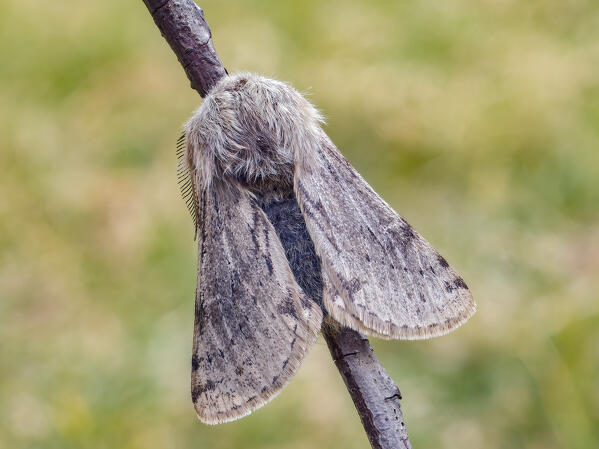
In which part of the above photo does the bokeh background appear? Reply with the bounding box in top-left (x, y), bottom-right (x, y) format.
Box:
top-left (2, 0), bottom-right (599, 448)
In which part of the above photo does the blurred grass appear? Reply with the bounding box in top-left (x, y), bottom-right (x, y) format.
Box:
top-left (1, 0), bottom-right (599, 448)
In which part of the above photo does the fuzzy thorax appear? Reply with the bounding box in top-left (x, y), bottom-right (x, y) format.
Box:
top-left (185, 73), bottom-right (325, 192)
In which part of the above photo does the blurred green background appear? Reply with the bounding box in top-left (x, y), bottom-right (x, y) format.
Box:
top-left (1, 0), bottom-right (598, 448)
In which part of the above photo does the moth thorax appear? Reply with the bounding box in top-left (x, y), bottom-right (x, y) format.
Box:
top-left (218, 133), bottom-right (295, 192)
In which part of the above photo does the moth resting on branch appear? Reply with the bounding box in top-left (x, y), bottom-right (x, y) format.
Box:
top-left (178, 72), bottom-right (476, 425)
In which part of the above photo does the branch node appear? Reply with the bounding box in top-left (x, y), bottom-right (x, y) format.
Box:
top-left (384, 392), bottom-right (402, 401)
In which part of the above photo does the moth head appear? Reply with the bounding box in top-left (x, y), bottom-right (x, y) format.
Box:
top-left (185, 73), bottom-right (325, 191)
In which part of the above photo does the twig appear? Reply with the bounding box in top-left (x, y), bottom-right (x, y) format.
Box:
top-left (323, 325), bottom-right (411, 449)
top-left (142, 0), bottom-right (226, 97)
top-left (141, 1), bottom-right (413, 447)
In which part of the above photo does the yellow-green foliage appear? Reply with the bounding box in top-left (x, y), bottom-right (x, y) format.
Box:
top-left (1, 1), bottom-right (598, 448)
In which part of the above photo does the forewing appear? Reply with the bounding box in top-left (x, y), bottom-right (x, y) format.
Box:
top-left (295, 138), bottom-right (475, 340)
top-left (192, 183), bottom-right (322, 424)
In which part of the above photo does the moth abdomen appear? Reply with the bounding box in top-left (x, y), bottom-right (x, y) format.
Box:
top-left (256, 190), bottom-right (325, 311)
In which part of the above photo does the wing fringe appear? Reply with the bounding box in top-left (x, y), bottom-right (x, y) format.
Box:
top-left (323, 269), bottom-right (476, 340)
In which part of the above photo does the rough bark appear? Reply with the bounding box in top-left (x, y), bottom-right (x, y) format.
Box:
top-left (323, 325), bottom-right (412, 449)
top-left (141, 1), bottom-right (412, 447)
top-left (142, 0), bottom-right (227, 97)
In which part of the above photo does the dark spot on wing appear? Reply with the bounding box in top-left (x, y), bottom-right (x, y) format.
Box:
top-left (277, 296), bottom-right (298, 319)
top-left (445, 277), bottom-right (469, 292)
top-left (192, 355), bottom-right (200, 371)
top-left (281, 357), bottom-right (290, 371)
top-left (323, 154), bottom-right (341, 183)
top-left (191, 386), bottom-right (200, 403)
top-left (200, 380), bottom-right (217, 393)
top-left (454, 277), bottom-right (468, 290)
top-left (366, 227), bottom-right (386, 252)
top-left (264, 255), bottom-right (274, 275)
top-left (437, 255), bottom-right (449, 268)
top-left (263, 221), bottom-right (270, 248)
top-left (346, 278), bottom-right (362, 293)
top-left (401, 223), bottom-right (415, 240)
top-left (192, 379), bottom-right (219, 402)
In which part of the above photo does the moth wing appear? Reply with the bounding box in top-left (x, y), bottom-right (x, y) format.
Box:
top-left (295, 138), bottom-right (475, 340)
top-left (192, 182), bottom-right (322, 424)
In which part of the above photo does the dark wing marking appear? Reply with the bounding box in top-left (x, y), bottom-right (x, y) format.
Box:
top-left (294, 137), bottom-right (475, 340)
top-left (192, 182), bottom-right (322, 424)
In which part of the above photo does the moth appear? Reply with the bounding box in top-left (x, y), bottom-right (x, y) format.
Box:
top-left (178, 72), bottom-right (475, 424)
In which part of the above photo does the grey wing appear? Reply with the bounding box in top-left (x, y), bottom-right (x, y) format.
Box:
top-left (294, 138), bottom-right (475, 340)
top-left (192, 183), bottom-right (322, 424)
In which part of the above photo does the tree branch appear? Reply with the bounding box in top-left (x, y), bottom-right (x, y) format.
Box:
top-left (323, 324), bottom-right (412, 449)
top-left (142, 0), bottom-right (226, 97)
top-left (141, 1), bottom-right (413, 447)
